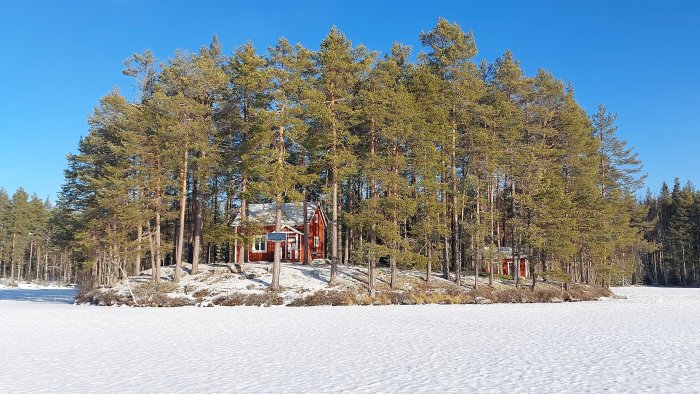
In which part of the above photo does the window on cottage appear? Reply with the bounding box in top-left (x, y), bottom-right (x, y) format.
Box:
top-left (313, 236), bottom-right (320, 248)
top-left (253, 235), bottom-right (267, 253)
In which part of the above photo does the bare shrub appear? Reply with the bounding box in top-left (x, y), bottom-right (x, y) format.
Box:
top-left (133, 282), bottom-right (178, 299)
top-left (244, 293), bottom-right (283, 306)
top-left (212, 292), bottom-right (283, 307)
top-left (75, 289), bottom-right (130, 306)
top-left (192, 288), bottom-right (211, 299)
top-left (149, 295), bottom-right (195, 307)
top-left (288, 290), bottom-right (358, 306)
top-left (212, 294), bottom-right (246, 306)
top-left (492, 288), bottom-right (519, 303)
top-left (75, 289), bottom-right (100, 305)
top-left (388, 291), bottom-right (413, 305)
top-left (467, 286), bottom-right (496, 303)
top-left (567, 284), bottom-right (613, 300)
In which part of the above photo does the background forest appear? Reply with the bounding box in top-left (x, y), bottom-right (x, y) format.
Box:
top-left (0, 19), bottom-right (683, 290)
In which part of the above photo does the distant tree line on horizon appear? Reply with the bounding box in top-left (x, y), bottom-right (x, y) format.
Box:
top-left (639, 179), bottom-right (700, 286)
top-left (1, 18), bottom-right (669, 291)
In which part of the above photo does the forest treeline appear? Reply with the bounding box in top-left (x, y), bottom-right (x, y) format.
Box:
top-left (2, 19), bottom-right (664, 290)
top-left (640, 179), bottom-right (700, 285)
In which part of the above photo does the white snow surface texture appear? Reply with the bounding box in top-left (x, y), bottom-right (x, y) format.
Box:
top-left (1, 287), bottom-right (698, 393)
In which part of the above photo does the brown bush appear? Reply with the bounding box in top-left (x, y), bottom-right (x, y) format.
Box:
top-left (76, 289), bottom-right (142, 306)
top-left (133, 281), bottom-right (178, 299)
top-left (520, 286), bottom-right (561, 303)
top-left (211, 292), bottom-right (283, 307)
top-left (244, 293), bottom-right (283, 306)
top-left (75, 290), bottom-right (99, 305)
top-left (388, 291), bottom-right (414, 305)
top-left (212, 294), bottom-right (246, 306)
top-left (354, 293), bottom-right (374, 305)
top-left (148, 295), bottom-right (195, 307)
top-left (492, 288), bottom-right (520, 303)
top-left (192, 288), bottom-right (211, 299)
top-left (566, 284), bottom-right (613, 300)
top-left (288, 290), bottom-right (359, 306)
top-left (471, 286), bottom-right (495, 299)
top-left (406, 289), bottom-right (472, 304)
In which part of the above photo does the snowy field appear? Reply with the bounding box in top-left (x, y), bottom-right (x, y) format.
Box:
top-left (1, 287), bottom-right (699, 393)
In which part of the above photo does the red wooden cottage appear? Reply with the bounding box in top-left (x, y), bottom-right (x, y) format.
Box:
top-left (232, 202), bottom-right (327, 263)
top-left (483, 247), bottom-right (530, 278)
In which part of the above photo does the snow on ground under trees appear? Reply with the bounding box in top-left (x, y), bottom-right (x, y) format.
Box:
top-left (1, 287), bottom-right (699, 393)
top-left (79, 262), bottom-right (610, 306)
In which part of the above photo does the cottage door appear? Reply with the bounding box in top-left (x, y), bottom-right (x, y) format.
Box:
top-left (286, 234), bottom-right (300, 260)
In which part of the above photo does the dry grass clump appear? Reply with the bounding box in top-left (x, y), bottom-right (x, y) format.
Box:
top-left (212, 292), bottom-right (283, 306)
top-left (148, 295), bottom-right (195, 307)
top-left (414, 290), bottom-right (471, 304)
top-left (245, 292), bottom-right (284, 306)
top-left (288, 290), bottom-right (360, 306)
top-left (192, 288), bottom-right (211, 299)
top-left (74, 289), bottom-right (99, 305)
top-left (76, 286), bottom-right (196, 307)
top-left (290, 287), bottom-right (475, 306)
top-left (565, 284), bottom-right (613, 301)
top-left (517, 286), bottom-right (562, 303)
top-left (133, 281), bottom-right (178, 298)
top-left (77, 289), bottom-right (131, 306)
top-left (211, 293), bottom-right (247, 306)
top-left (465, 286), bottom-right (498, 304)
top-left (492, 288), bottom-right (520, 303)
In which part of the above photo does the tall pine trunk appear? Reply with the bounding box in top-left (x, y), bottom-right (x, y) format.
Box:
top-left (368, 120), bottom-right (377, 295)
top-left (441, 164), bottom-right (450, 280)
top-left (271, 123), bottom-right (285, 291)
top-left (271, 196), bottom-right (282, 291)
top-left (154, 211), bottom-right (162, 283)
top-left (303, 191), bottom-right (310, 265)
top-left (192, 168), bottom-right (205, 275)
top-left (135, 224), bottom-right (143, 274)
top-left (174, 143), bottom-right (188, 283)
top-left (451, 115), bottom-right (461, 286)
top-left (238, 175), bottom-right (248, 266)
top-left (329, 106), bottom-right (339, 286)
top-left (10, 233), bottom-right (16, 285)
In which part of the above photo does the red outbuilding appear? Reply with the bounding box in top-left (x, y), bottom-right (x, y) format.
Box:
top-left (483, 247), bottom-right (530, 278)
top-left (232, 202), bottom-right (327, 263)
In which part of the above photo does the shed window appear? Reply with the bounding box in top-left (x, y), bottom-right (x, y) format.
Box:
top-left (314, 236), bottom-right (320, 248)
top-left (253, 235), bottom-right (267, 253)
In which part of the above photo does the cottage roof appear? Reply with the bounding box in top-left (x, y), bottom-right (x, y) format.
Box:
top-left (232, 202), bottom-right (326, 227)
top-left (483, 246), bottom-right (528, 259)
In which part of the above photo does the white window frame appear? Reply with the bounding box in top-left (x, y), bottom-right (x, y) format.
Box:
top-left (313, 235), bottom-right (320, 248)
top-left (253, 234), bottom-right (267, 253)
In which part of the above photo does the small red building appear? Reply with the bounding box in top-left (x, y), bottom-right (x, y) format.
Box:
top-left (483, 247), bottom-right (530, 278)
top-left (233, 202), bottom-right (327, 263)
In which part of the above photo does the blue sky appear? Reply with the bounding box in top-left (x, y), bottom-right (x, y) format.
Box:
top-left (1, 0), bottom-right (698, 201)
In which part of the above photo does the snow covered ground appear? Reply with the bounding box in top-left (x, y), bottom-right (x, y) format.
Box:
top-left (1, 287), bottom-right (699, 393)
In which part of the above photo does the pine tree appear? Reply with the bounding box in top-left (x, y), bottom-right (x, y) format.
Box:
top-left (0, 188), bottom-right (10, 279)
top-left (419, 18), bottom-right (479, 285)
top-left (313, 27), bottom-right (372, 285)
top-left (9, 188), bottom-right (31, 284)
top-left (592, 105), bottom-right (645, 196)
top-left (260, 38), bottom-right (315, 291)
top-left (225, 42), bottom-right (269, 268)
top-left (406, 64), bottom-right (446, 286)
